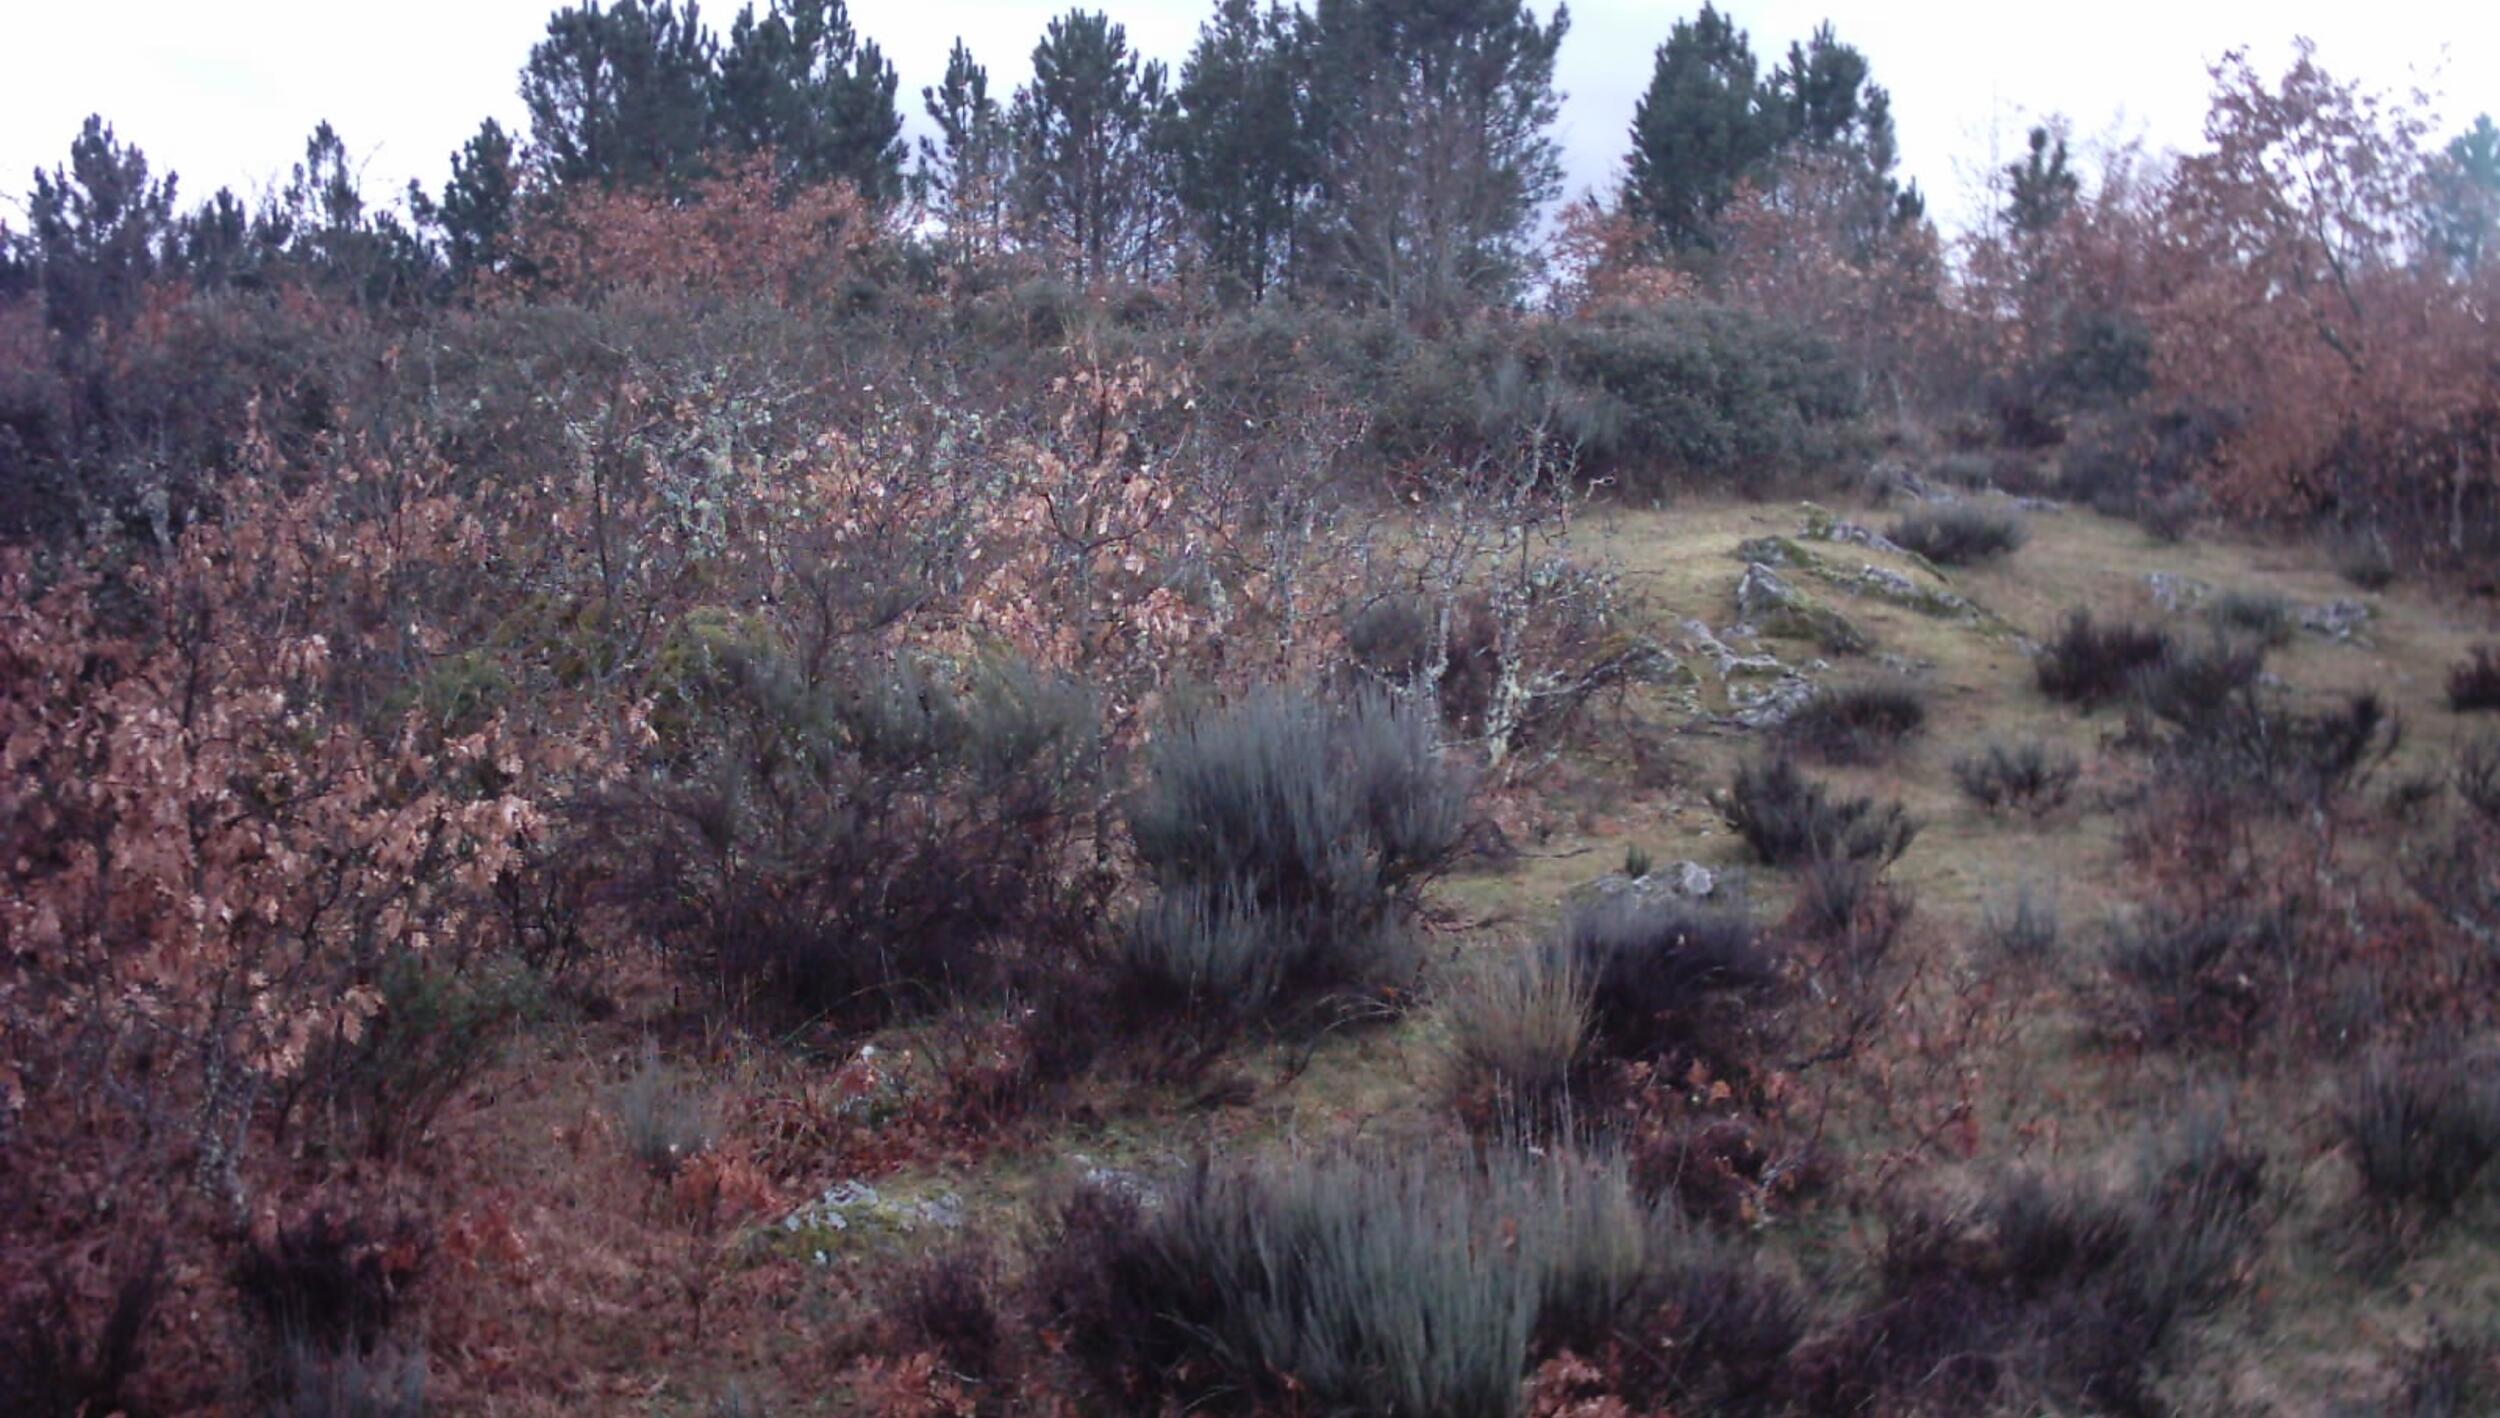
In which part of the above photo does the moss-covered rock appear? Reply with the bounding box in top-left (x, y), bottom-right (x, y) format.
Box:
top-left (1734, 562), bottom-right (1869, 652)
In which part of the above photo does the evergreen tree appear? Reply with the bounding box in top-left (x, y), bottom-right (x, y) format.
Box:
top-left (521, 1), bottom-right (717, 191)
top-left (712, 0), bottom-right (905, 199)
top-left (1010, 10), bottom-right (1173, 283)
top-left (0, 224), bottom-right (30, 303)
top-left (1763, 22), bottom-right (1921, 245)
top-left (1166, 0), bottom-right (1312, 302)
top-left (918, 39), bottom-right (1016, 263)
top-left (172, 187), bottom-right (271, 294)
top-left (2425, 114), bottom-right (2500, 279)
top-left (1299, 0), bottom-right (1567, 321)
top-left (412, 119), bottom-right (525, 287)
top-left (1621, 4), bottom-right (1778, 251)
top-left (22, 116), bottom-right (179, 340)
top-left (2005, 125), bottom-right (2078, 238)
top-left (257, 123), bottom-right (434, 307)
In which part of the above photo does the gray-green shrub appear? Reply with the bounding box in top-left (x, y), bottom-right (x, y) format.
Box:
top-left (1125, 689), bottom-right (1467, 1019)
top-left (1043, 1144), bottom-right (1659, 1417)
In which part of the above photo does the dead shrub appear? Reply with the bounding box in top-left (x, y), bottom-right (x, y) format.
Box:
top-left (2336, 1048), bottom-right (2500, 1221)
top-left (2450, 646), bottom-right (2500, 713)
top-left (2035, 608), bottom-right (2171, 709)
top-left (882, 1245), bottom-right (1008, 1385)
top-left (1725, 757), bottom-right (1918, 867)
top-left (1953, 739), bottom-right (2082, 816)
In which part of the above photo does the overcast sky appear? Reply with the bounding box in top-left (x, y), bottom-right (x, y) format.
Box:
top-left (4, 0), bottom-right (2492, 237)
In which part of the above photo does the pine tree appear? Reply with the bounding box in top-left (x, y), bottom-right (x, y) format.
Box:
top-left (1011, 10), bottom-right (1173, 284)
top-left (918, 39), bottom-right (1016, 264)
top-left (2005, 125), bottom-right (2078, 239)
top-left (713, 0), bottom-right (905, 199)
top-left (254, 123), bottom-right (434, 307)
top-left (172, 188), bottom-right (268, 294)
top-left (2425, 115), bottom-right (2500, 279)
top-left (412, 119), bottom-right (524, 287)
top-left (1763, 22), bottom-right (1921, 248)
top-left (1299, 0), bottom-right (1566, 321)
top-left (1622, 4), bottom-right (1778, 251)
top-left (521, 1), bottom-right (717, 191)
top-left (1166, 0), bottom-right (1312, 302)
top-left (22, 116), bottom-right (179, 340)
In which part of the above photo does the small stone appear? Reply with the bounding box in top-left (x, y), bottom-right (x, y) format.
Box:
top-left (2145, 572), bottom-right (2212, 613)
top-left (2300, 598), bottom-right (2374, 642)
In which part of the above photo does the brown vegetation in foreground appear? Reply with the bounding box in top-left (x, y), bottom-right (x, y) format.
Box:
top-left (3, 14), bottom-right (2498, 1415)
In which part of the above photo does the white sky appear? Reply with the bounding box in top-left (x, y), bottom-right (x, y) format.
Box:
top-left (3, 0), bottom-right (2492, 236)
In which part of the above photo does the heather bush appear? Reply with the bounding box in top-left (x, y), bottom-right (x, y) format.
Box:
top-left (1952, 739), bottom-right (2082, 815)
top-left (1886, 503), bottom-right (2030, 565)
top-left (2450, 646), bottom-right (2500, 713)
top-left (611, 1042), bottom-right (719, 1179)
top-left (1979, 879), bottom-right (2063, 962)
top-left (2379, 1328), bottom-right (2500, 1417)
top-left (1802, 1111), bottom-right (2264, 1414)
top-left (2102, 908), bottom-right (2283, 1047)
top-left (2140, 646), bottom-right (2399, 808)
top-left (270, 1339), bottom-right (427, 1418)
top-left (1724, 757), bottom-right (1919, 867)
top-left (1774, 680), bottom-right (1929, 764)
top-left (1790, 856), bottom-right (1914, 987)
top-left (2460, 735), bottom-right (2500, 823)
top-left (2335, 528), bottom-right (2398, 590)
top-left (1565, 1218), bottom-right (1809, 1413)
top-left (1036, 1145), bottom-right (1657, 1417)
top-left (1545, 892), bottom-right (1780, 1071)
top-left (2129, 634), bottom-right (2269, 729)
top-left (2336, 1049), bottom-right (2500, 1219)
top-left (1124, 689), bottom-right (1467, 1020)
top-left (1441, 944), bottom-right (1592, 1117)
top-left (881, 1245), bottom-right (1008, 1383)
top-left (2034, 608), bottom-right (2172, 708)
top-left (2205, 587), bottom-right (2297, 647)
